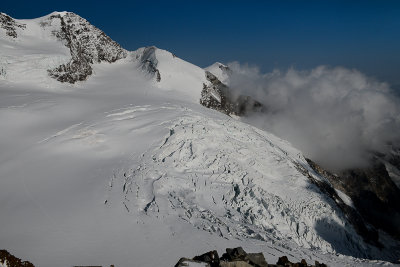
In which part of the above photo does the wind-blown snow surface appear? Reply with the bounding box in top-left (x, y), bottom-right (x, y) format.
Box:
top-left (0, 13), bottom-right (396, 267)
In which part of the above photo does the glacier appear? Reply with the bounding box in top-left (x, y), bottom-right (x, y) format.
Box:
top-left (0, 11), bottom-right (398, 267)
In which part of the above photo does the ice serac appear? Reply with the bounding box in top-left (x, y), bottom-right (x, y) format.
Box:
top-left (116, 111), bottom-right (399, 262)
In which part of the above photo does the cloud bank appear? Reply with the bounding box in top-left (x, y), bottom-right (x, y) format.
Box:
top-left (226, 62), bottom-right (400, 170)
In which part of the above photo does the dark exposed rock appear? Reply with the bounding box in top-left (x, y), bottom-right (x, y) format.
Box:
top-left (314, 261), bottom-right (327, 267)
top-left (200, 71), bottom-right (263, 116)
top-left (276, 256), bottom-right (289, 266)
top-left (306, 156), bottom-right (400, 243)
top-left (220, 261), bottom-right (253, 267)
top-left (44, 12), bottom-right (127, 83)
top-left (176, 248), bottom-right (325, 267)
top-left (193, 250), bottom-right (220, 267)
top-left (175, 257), bottom-right (205, 267)
top-left (0, 249), bottom-right (35, 267)
top-left (221, 247), bottom-right (269, 267)
top-left (247, 253), bottom-right (268, 267)
top-left (221, 247), bottom-right (248, 261)
top-left (300, 259), bottom-right (308, 267)
top-left (275, 256), bottom-right (311, 267)
top-left (137, 46), bottom-right (161, 82)
top-left (0, 13), bottom-right (26, 38)
top-left (297, 160), bottom-right (382, 248)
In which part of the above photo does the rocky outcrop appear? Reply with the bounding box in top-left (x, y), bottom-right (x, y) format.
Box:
top-left (193, 250), bottom-right (220, 267)
top-left (200, 71), bottom-right (263, 116)
top-left (0, 13), bottom-right (26, 38)
top-left (296, 160), bottom-right (382, 248)
top-left (0, 250), bottom-right (35, 267)
top-left (44, 12), bottom-right (127, 83)
top-left (136, 46), bottom-right (161, 82)
top-left (175, 247), bottom-right (326, 267)
top-left (306, 157), bottom-right (400, 244)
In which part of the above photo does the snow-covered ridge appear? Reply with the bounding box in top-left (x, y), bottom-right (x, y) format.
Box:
top-left (131, 46), bottom-right (207, 102)
top-left (205, 62), bottom-right (231, 84)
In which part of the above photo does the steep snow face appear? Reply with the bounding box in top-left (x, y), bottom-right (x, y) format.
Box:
top-left (155, 48), bottom-right (206, 102)
top-left (133, 46), bottom-right (206, 103)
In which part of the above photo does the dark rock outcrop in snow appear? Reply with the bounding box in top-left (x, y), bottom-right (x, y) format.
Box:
top-left (0, 13), bottom-right (26, 38)
top-left (193, 250), bottom-right (220, 267)
top-left (296, 160), bottom-right (382, 249)
top-left (43, 12), bottom-right (127, 83)
top-left (135, 46), bottom-right (161, 82)
top-left (0, 249), bottom-right (35, 267)
top-left (307, 157), bottom-right (400, 242)
top-left (200, 71), bottom-right (263, 116)
top-left (175, 247), bottom-right (326, 267)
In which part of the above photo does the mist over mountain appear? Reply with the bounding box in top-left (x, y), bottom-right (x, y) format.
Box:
top-left (223, 62), bottom-right (400, 171)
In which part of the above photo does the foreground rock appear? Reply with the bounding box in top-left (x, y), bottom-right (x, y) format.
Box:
top-left (175, 247), bottom-right (327, 267)
top-left (0, 250), bottom-right (35, 267)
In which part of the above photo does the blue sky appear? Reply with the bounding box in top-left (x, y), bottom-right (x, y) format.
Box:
top-left (2, 0), bottom-right (400, 86)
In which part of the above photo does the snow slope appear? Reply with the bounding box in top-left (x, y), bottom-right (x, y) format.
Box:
top-left (0, 12), bottom-right (398, 267)
top-left (132, 46), bottom-right (207, 102)
top-left (205, 62), bottom-right (230, 84)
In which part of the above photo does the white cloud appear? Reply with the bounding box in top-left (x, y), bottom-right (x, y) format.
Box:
top-left (226, 62), bottom-right (400, 170)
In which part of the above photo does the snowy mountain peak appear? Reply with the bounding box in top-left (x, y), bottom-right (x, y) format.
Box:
top-left (0, 11), bottom-right (127, 84)
top-left (205, 62), bottom-right (231, 84)
top-left (42, 11), bottom-right (127, 83)
top-left (134, 46), bottom-right (161, 82)
top-left (131, 46), bottom-right (207, 102)
top-left (47, 11), bottom-right (68, 17)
